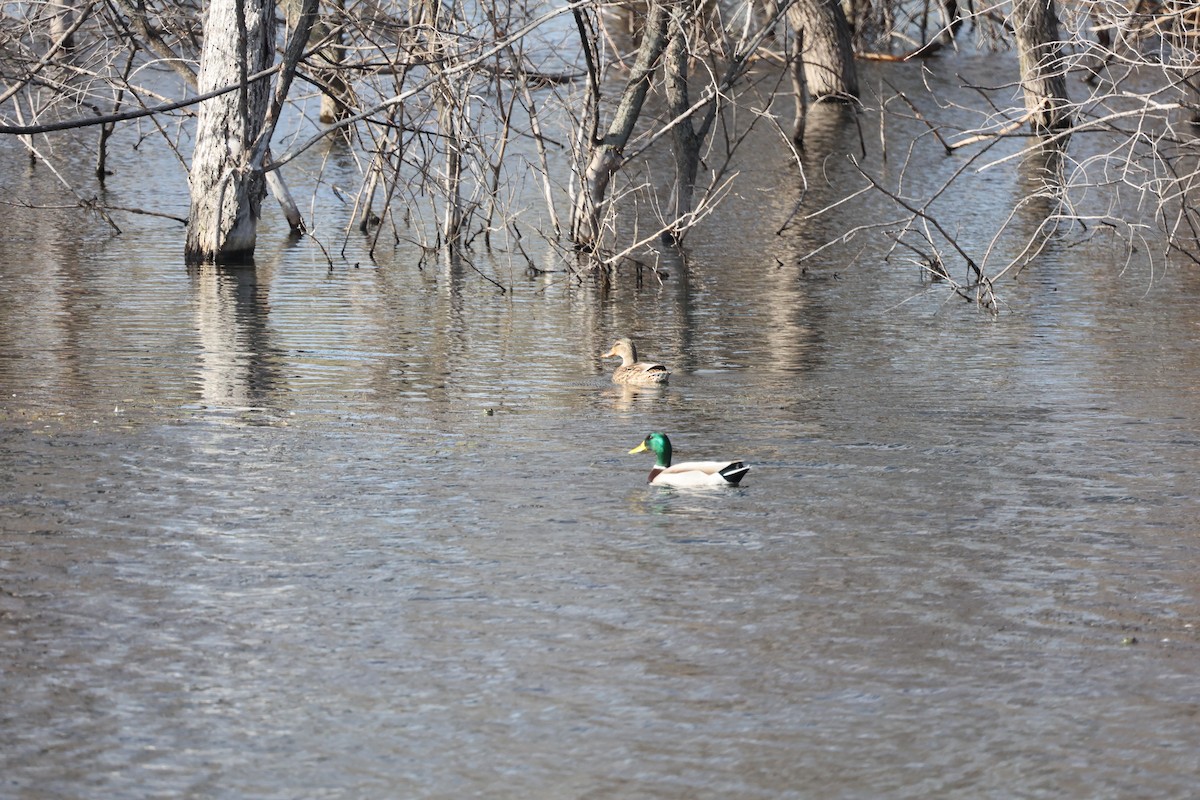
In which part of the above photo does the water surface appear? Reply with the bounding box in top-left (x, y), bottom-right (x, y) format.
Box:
top-left (3, 54), bottom-right (1200, 799)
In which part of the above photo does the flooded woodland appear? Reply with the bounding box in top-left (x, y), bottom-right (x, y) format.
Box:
top-left (3, 1), bottom-right (1200, 797)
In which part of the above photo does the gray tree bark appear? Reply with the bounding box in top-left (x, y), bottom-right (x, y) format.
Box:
top-left (663, 5), bottom-right (699, 246)
top-left (48, 0), bottom-right (77, 51)
top-left (1012, 0), bottom-right (1072, 136)
top-left (316, 0), bottom-right (349, 124)
top-left (185, 0), bottom-right (277, 264)
top-left (570, 1), bottom-right (670, 250)
top-left (282, 0), bottom-right (349, 123)
top-left (787, 0), bottom-right (858, 102)
top-left (789, 27), bottom-right (807, 145)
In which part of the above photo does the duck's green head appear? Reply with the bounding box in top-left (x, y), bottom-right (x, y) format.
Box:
top-left (629, 432), bottom-right (672, 467)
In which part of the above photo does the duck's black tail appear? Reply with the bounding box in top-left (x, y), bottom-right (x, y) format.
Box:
top-left (720, 462), bottom-right (750, 485)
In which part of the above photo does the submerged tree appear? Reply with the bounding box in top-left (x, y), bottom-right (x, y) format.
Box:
top-left (789, 0), bottom-right (1200, 308)
top-left (185, 0), bottom-right (317, 263)
top-left (1012, 0), bottom-right (1072, 136)
top-left (183, 0), bottom-right (278, 263)
top-left (571, 0), bottom-right (858, 252)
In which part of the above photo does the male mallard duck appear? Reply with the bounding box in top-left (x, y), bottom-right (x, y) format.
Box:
top-left (629, 432), bottom-right (750, 487)
top-left (602, 338), bottom-right (670, 385)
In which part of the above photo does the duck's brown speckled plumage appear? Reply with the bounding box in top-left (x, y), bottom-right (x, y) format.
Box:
top-left (602, 338), bottom-right (670, 385)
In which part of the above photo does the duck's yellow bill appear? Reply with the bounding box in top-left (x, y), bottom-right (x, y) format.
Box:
top-left (629, 441), bottom-right (649, 454)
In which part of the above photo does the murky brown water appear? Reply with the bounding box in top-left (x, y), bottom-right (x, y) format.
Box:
top-left (3, 54), bottom-right (1200, 798)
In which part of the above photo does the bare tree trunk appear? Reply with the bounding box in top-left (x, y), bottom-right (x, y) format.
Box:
top-left (48, 0), bottom-right (77, 51)
top-left (282, 0), bottom-right (349, 123)
top-left (571, 1), bottom-right (670, 250)
top-left (420, 0), bottom-right (467, 249)
top-left (790, 27), bottom-right (807, 145)
top-left (940, 0), bottom-right (965, 42)
top-left (841, 0), bottom-right (869, 47)
top-left (663, 3), bottom-right (700, 246)
top-left (1012, 0), bottom-right (1072, 136)
top-left (264, 152), bottom-right (305, 233)
top-left (438, 93), bottom-right (465, 248)
top-left (185, 0), bottom-right (277, 264)
top-left (317, 0), bottom-right (349, 123)
top-left (787, 0), bottom-right (858, 102)
top-left (115, 0), bottom-right (305, 237)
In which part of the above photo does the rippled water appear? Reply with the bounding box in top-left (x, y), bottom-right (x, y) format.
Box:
top-left (4, 54), bottom-right (1200, 798)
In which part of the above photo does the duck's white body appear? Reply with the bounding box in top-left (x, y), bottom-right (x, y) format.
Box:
top-left (648, 460), bottom-right (751, 487)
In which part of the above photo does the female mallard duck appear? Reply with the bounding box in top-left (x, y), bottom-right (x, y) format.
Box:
top-left (602, 338), bottom-right (670, 385)
top-left (629, 432), bottom-right (750, 487)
